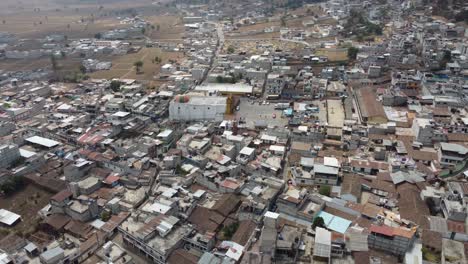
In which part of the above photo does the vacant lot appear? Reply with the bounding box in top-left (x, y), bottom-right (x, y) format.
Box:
top-left (315, 48), bottom-right (348, 62)
top-left (90, 47), bottom-right (183, 81)
top-left (0, 184), bottom-right (53, 239)
top-left (0, 0), bottom-right (176, 39)
top-left (236, 20), bottom-right (279, 32)
top-left (145, 15), bottom-right (184, 40)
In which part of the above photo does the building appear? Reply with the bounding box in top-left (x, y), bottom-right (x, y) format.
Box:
top-left (368, 225), bottom-right (416, 256)
top-left (313, 227), bottom-right (331, 261)
top-left (0, 209), bottom-right (21, 226)
top-left (355, 87), bottom-right (387, 124)
top-left (194, 83), bottom-right (253, 96)
top-left (0, 145), bottom-right (20, 169)
top-left (169, 95), bottom-right (227, 122)
top-left (439, 142), bottom-right (468, 168)
top-left (119, 215), bottom-right (191, 264)
top-left (313, 163), bottom-right (340, 186)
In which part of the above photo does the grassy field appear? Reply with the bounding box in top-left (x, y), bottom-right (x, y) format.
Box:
top-left (0, 184), bottom-right (53, 239)
top-left (90, 47), bottom-right (183, 81)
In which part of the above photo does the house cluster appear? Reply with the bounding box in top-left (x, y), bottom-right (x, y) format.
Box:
top-left (0, 1), bottom-right (467, 264)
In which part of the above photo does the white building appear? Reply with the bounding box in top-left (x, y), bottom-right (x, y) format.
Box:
top-left (0, 144), bottom-right (20, 169)
top-left (169, 95), bottom-right (227, 122)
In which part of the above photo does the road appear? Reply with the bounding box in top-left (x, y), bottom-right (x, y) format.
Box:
top-left (279, 36), bottom-right (311, 47)
top-left (200, 22), bottom-right (225, 84)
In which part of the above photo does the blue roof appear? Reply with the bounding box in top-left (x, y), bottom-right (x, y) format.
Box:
top-left (283, 108), bottom-right (293, 116)
top-left (316, 211), bottom-right (352, 234)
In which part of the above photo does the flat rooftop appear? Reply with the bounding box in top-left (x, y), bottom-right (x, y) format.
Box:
top-left (121, 216), bottom-right (191, 254)
top-left (195, 83), bottom-right (253, 94)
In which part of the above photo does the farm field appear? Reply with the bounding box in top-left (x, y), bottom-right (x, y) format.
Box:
top-left (90, 47), bottom-right (184, 81)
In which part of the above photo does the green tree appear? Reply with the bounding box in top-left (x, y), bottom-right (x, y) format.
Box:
top-left (134, 61), bottom-right (143, 73)
top-left (227, 46), bottom-right (235, 54)
top-left (110, 80), bottom-right (121, 92)
top-left (312, 216), bottom-right (325, 230)
top-left (347, 47), bottom-right (359, 60)
top-left (319, 185), bottom-right (331, 196)
top-left (280, 16), bottom-right (286, 27)
top-left (222, 222), bottom-right (239, 240)
top-left (50, 55), bottom-right (58, 72)
top-left (0, 176), bottom-right (25, 196)
top-left (216, 75), bottom-right (225, 83)
top-left (100, 211), bottom-right (111, 222)
top-left (79, 65), bottom-right (87, 74)
top-left (440, 50), bottom-right (452, 69)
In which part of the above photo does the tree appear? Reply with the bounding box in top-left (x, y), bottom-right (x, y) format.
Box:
top-left (222, 222), bottom-right (239, 240)
top-left (110, 80), bottom-right (121, 92)
top-left (154, 56), bottom-right (161, 64)
top-left (141, 28), bottom-right (146, 35)
top-left (440, 50), bottom-right (452, 69)
top-left (312, 217), bottom-right (325, 230)
top-left (79, 65), bottom-right (87, 74)
top-left (134, 61), bottom-right (143, 73)
top-left (227, 46), bottom-right (235, 54)
top-left (280, 16), bottom-right (287, 27)
top-left (0, 176), bottom-right (25, 196)
top-left (347, 47), bottom-right (359, 60)
top-left (50, 55), bottom-right (58, 72)
top-left (319, 185), bottom-right (331, 196)
top-left (100, 211), bottom-right (111, 222)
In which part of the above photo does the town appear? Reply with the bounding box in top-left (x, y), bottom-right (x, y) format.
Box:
top-left (0, 0), bottom-right (467, 263)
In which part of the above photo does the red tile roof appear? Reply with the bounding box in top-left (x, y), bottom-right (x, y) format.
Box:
top-left (370, 225), bottom-right (394, 237)
top-left (447, 220), bottom-right (465, 233)
top-left (104, 175), bottom-right (120, 185)
top-left (51, 189), bottom-right (72, 202)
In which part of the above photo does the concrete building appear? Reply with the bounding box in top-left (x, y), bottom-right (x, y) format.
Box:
top-left (0, 144), bottom-right (20, 169)
top-left (119, 215), bottom-right (191, 264)
top-left (169, 95), bottom-right (227, 122)
top-left (0, 121), bottom-right (15, 137)
top-left (368, 225), bottom-right (416, 256)
top-left (194, 83), bottom-right (253, 96)
top-left (439, 143), bottom-right (468, 168)
top-left (313, 164), bottom-right (339, 186)
top-left (313, 227), bottom-right (331, 261)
